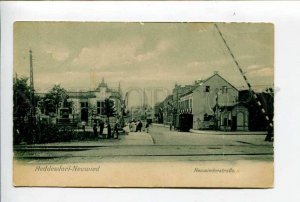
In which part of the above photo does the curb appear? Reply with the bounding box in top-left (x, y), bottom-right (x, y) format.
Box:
top-left (152, 123), bottom-right (267, 135)
top-left (190, 129), bottom-right (267, 135)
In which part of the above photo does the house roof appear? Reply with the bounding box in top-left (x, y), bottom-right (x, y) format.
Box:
top-left (179, 72), bottom-right (239, 99)
top-left (179, 86), bottom-right (199, 98)
top-left (201, 72), bottom-right (239, 91)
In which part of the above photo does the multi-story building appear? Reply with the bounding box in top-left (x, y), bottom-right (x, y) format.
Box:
top-left (178, 72), bottom-right (249, 131)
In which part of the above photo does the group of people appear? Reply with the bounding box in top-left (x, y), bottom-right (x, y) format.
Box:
top-left (129, 120), bottom-right (150, 133)
top-left (86, 119), bottom-right (151, 139)
top-left (92, 119), bottom-right (120, 139)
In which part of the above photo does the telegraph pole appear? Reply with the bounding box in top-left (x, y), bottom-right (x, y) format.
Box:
top-left (29, 49), bottom-right (35, 117)
top-left (28, 49), bottom-right (36, 143)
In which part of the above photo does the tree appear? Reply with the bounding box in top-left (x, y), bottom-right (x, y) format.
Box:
top-left (13, 76), bottom-right (41, 144)
top-left (43, 85), bottom-right (69, 115)
top-left (104, 98), bottom-right (116, 123)
top-left (13, 77), bottom-right (32, 121)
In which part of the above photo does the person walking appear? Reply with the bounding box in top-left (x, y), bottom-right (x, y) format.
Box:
top-left (145, 122), bottom-right (150, 133)
top-left (131, 120), bottom-right (137, 132)
top-left (107, 123), bottom-right (112, 139)
top-left (99, 119), bottom-right (104, 138)
top-left (113, 120), bottom-right (120, 139)
top-left (82, 121), bottom-right (86, 134)
top-left (135, 120), bottom-right (139, 132)
top-left (136, 120), bottom-right (143, 132)
top-left (93, 123), bottom-right (97, 138)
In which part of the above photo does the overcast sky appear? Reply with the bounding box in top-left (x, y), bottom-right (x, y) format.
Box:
top-left (14, 22), bottom-right (274, 106)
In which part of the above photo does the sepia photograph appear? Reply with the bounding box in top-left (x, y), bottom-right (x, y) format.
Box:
top-left (13, 22), bottom-right (274, 187)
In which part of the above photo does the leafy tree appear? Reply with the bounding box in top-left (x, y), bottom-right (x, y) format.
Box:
top-left (13, 77), bottom-right (32, 121)
top-left (104, 98), bottom-right (116, 123)
top-left (13, 76), bottom-right (40, 144)
top-left (43, 85), bottom-right (69, 115)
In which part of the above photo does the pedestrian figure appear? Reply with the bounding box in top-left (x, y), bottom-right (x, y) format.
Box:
top-left (113, 121), bottom-right (120, 139)
top-left (132, 120), bottom-right (137, 132)
top-left (136, 120), bottom-right (143, 132)
top-left (129, 121), bottom-right (133, 132)
top-left (107, 123), bottom-right (112, 139)
top-left (145, 122), bottom-right (150, 133)
top-left (169, 122), bottom-right (173, 131)
top-left (140, 121), bottom-right (143, 132)
top-left (99, 119), bottom-right (104, 137)
top-left (93, 124), bottom-right (97, 138)
top-left (82, 121), bottom-right (86, 134)
top-left (135, 120), bottom-right (139, 132)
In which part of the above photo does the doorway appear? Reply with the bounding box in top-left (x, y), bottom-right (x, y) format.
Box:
top-left (81, 108), bottom-right (88, 122)
top-left (231, 116), bottom-right (237, 131)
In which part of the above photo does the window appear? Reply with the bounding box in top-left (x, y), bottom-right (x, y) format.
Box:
top-left (205, 86), bottom-right (210, 92)
top-left (222, 86), bottom-right (228, 94)
top-left (97, 101), bottom-right (105, 115)
top-left (97, 102), bottom-right (100, 114)
top-left (185, 100), bottom-right (188, 109)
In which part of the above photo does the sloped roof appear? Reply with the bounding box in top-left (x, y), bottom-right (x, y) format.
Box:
top-left (201, 73), bottom-right (239, 91)
top-left (179, 86), bottom-right (199, 98)
top-left (178, 73), bottom-right (238, 99)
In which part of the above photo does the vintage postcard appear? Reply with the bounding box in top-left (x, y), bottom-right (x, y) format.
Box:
top-left (13, 22), bottom-right (274, 187)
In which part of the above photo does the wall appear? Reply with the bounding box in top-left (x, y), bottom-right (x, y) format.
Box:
top-left (192, 74), bottom-right (238, 129)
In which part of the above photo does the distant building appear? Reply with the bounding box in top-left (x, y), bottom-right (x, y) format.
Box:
top-left (68, 79), bottom-right (122, 124)
top-left (37, 79), bottom-right (123, 125)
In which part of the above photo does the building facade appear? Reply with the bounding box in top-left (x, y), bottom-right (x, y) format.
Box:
top-left (67, 79), bottom-right (122, 125)
top-left (177, 72), bottom-right (249, 131)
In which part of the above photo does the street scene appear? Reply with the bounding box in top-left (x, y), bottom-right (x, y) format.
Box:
top-left (13, 22), bottom-right (274, 178)
top-left (14, 124), bottom-right (273, 164)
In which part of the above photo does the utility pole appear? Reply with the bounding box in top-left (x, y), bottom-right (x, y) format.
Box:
top-left (29, 49), bottom-right (35, 119)
top-left (28, 49), bottom-right (36, 144)
top-left (143, 88), bottom-right (145, 121)
top-left (175, 85), bottom-right (179, 130)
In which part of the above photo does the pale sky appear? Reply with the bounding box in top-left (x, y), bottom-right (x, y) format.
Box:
top-left (14, 22), bottom-right (274, 106)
